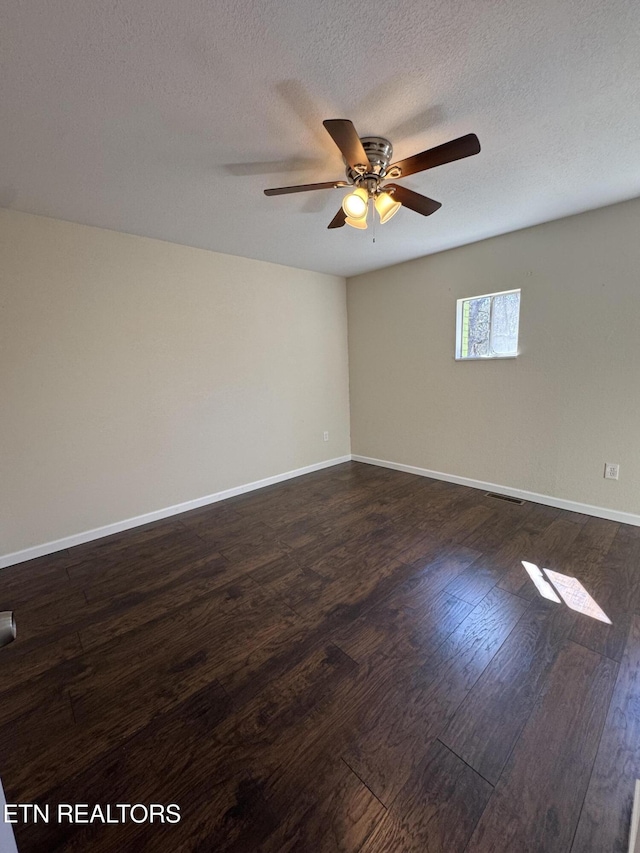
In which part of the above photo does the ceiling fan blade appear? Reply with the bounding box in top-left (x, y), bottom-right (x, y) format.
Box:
top-left (386, 184), bottom-right (442, 216)
top-left (389, 133), bottom-right (480, 178)
top-left (323, 119), bottom-right (370, 171)
top-left (264, 180), bottom-right (348, 196)
top-left (328, 208), bottom-right (347, 229)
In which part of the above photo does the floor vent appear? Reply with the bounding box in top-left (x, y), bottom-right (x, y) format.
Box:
top-left (485, 492), bottom-right (526, 505)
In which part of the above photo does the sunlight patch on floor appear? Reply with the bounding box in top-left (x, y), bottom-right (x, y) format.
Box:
top-left (521, 561), bottom-right (561, 603)
top-left (521, 561), bottom-right (612, 624)
top-left (543, 568), bottom-right (612, 624)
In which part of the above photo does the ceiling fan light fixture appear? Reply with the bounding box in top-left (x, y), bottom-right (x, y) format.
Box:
top-left (264, 119), bottom-right (480, 233)
top-left (375, 191), bottom-right (401, 224)
top-left (342, 187), bottom-right (368, 220)
top-left (345, 215), bottom-right (368, 230)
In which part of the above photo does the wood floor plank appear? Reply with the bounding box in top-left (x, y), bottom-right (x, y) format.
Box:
top-left (554, 515), bottom-right (620, 576)
top-left (248, 553), bottom-right (326, 601)
top-left (7, 545), bottom-right (227, 659)
top-left (571, 614), bottom-right (640, 853)
top-left (23, 643), bottom-right (355, 853)
top-left (569, 523), bottom-right (640, 661)
top-left (80, 544), bottom-right (227, 604)
top-left (0, 648), bottom-right (84, 731)
top-left (399, 541), bottom-right (482, 581)
top-left (400, 488), bottom-right (486, 538)
top-left (342, 587), bottom-right (528, 804)
top-left (255, 758), bottom-right (385, 853)
top-left (360, 740), bottom-right (492, 853)
top-left (465, 640), bottom-right (617, 853)
top-left (181, 515), bottom-right (289, 568)
top-left (0, 691), bottom-right (75, 771)
top-left (270, 507), bottom-right (389, 553)
top-left (460, 499), bottom-right (534, 554)
top-left (295, 520), bottom-right (422, 580)
top-left (78, 555), bottom-right (244, 652)
top-left (330, 546), bottom-right (479, 665)
top-left (12, 679), bottom-right (235, 853)
top-left (0, 575), bottom-right (263, 732)
top-left (0, 550), bottom-right (75, 611)
top-left (498, 516), bottom-right (587, 598)
top-left (1, 462), bottom-right (637, 853)
top-left (9, 590), bottom-right (94, 645)
top-left (1, 581), bottom-right (299, 801)
top-left (155, 644), bottom-right (360, 852)
top-left (221, 557), bottom-right (469, 707)
top-left (65, 524), bottom-right (205, 582)
top-left (441, 597), bottom-right (576, 784)
top-left (280, 556), bottom-right (416, 624)
top-left (72, 587), bottom-right (298, 725)
top-left (443, 554), bottom-right (507, 606)
top-left (443, 503), bottom-right (562, 606)
top-left (332, 588), bottom-right (473, 667)
top-left (0, 630), bottom-right (83, 691)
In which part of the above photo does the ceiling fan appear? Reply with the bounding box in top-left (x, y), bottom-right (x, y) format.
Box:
top-left (264, 119), bottom-right (480, 230)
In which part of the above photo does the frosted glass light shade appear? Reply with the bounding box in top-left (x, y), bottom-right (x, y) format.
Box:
top-left (342, 187), bottom-right (368, 219)
top-left (375, 191), bottom-right (401, 223)
top-left (345, 215), bottom-right (368, 230)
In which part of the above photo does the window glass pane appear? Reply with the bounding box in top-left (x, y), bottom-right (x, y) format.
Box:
top-left (466, 296), bottom-right (491, 357)
top-left (460, 299), bottom-right (470, 358)
top-left (490, 292), bottom-right (520, 354)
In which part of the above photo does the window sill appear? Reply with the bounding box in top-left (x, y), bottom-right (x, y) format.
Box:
top-left (454, 354), bottom-right (519, 361)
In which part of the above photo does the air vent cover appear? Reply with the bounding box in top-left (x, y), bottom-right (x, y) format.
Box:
top-left (485, 492), bottom-right (525, 505)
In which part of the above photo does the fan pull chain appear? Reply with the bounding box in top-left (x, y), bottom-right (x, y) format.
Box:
top-left (371, 197), bottom-right (376, 243)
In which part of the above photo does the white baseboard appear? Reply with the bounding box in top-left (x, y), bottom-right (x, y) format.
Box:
top-left (5, 451), bottom-right (637, 570)
top-left (0, 455), bottom-right (352, 570)
top-left (352, 454), bottom-right (640, 528)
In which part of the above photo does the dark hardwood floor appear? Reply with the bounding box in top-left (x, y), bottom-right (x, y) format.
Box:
top-left (1, 461), bottom-right (639, 852)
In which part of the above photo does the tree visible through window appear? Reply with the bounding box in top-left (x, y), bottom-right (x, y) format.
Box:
top-left (456, 290), bottom-right (520, 359)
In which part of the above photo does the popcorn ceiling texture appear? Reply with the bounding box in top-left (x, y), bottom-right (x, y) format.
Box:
top-left (1, 0), bottom-right (639, 277)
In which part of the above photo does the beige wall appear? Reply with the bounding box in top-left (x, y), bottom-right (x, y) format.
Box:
top-left (0, 210), bottom-right (350, 558)
top-left (348, 197), bottom-right (640, 517)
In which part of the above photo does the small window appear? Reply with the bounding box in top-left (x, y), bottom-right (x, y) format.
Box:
top-left (456, 289), bottom-right (520, 360)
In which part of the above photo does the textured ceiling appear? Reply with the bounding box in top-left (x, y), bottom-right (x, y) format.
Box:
top-left (1, 0), bottom-right (639, 277)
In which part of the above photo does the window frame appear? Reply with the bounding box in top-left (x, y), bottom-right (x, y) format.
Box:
top-left (455, 288), bottom-right (521, 361)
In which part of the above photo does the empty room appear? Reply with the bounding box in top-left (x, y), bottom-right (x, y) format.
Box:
top-left (1, 0), bottom-right (639, 851)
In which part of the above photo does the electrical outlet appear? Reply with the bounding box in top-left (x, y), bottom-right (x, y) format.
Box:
top-left (604, 463), bottom-right (619, 480)
top-left (323, 431), bottom-right (329, 442)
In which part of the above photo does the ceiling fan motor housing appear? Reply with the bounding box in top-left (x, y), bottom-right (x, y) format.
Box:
top-left (345, 136), bottom-right (393, 189)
